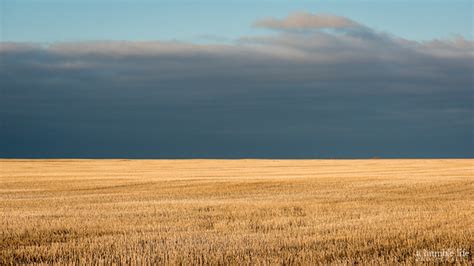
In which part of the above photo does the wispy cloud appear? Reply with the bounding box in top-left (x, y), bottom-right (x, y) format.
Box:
top-left (253, 12), bottom-right (362, 31)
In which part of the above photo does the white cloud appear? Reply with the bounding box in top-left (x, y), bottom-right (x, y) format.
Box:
top-left (253, 12), bottom-right (361, 31)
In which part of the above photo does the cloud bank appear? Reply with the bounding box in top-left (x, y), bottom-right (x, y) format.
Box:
top-left (1, 14), bottom-right (472, 158)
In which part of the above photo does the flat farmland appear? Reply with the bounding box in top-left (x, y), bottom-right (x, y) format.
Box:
top-left (1, 159), bottom-right (472, 264)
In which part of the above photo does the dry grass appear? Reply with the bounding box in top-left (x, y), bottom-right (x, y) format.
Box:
top-left (0, 159), bottom-right (473, 264)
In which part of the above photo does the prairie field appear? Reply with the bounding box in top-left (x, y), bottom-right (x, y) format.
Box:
top-left (0, 159), bottom-right (473, 264)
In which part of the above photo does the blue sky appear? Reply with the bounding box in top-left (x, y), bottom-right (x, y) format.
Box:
top-left (1, 0), bottom-right (472, 43)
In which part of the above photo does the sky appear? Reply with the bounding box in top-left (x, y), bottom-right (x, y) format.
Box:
top-left (1, 0), bottom-right (473, 43)
top-left (0, 0), bottom-right (473, 158)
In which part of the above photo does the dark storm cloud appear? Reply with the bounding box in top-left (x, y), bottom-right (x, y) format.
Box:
top-left (1, 13), bottom-right (473, 158)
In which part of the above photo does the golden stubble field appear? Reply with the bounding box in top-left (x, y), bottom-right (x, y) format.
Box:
top-left (0, 159), bottom-right (473, 264)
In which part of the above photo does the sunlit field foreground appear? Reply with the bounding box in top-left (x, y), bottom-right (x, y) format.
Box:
top-left (1, 159), bottom-right (473, 264)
